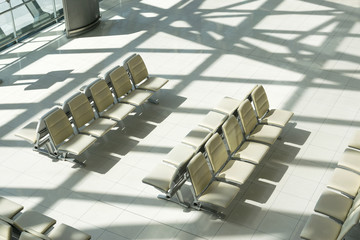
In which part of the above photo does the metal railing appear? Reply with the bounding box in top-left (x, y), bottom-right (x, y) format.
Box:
top-left (0, 0), bottom-right (63, 50)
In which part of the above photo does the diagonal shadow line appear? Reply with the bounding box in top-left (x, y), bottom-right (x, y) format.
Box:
top-left (0, 0), bottom-right (358, 237)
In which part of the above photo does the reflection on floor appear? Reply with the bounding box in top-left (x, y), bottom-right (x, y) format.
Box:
top-left (1, 0), bottom-right (360, 239)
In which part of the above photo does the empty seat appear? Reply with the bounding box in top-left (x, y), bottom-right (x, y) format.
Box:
top-left (1, 209), bottom-right (55, 236)
top-left (213, 96), bottom-right (241, 116)
top-left (43, 107), bottom-right (97, 166)
top-left (238, 99), bottom-right (282, 145)
top-left (0, 196), bottom-right (23, 220)
top-left (162, 144), bottom-right (195, 167)
top-left (13, 211), bottom-right (56, 234)
top-left (142, 150), bottom-right (192, 207)
top-left (222, 115), bottom-right (269, 164)
top-left (205, 133), bottom-right (256, 185)
top-left (300, 214), bottom-right (341, 240)
top-left (84, 79), bottom-right (136, 123)
top-left (63, 92), bottom-right (117, 137)
top-left (20, 223), bottom-right (91, 240)
top-left (198, 111), bottom-right (228, 133)
top-left (143, 163), bottom-right (178, 194)
top-left (338, 148), bottom-right (360, 173)
top-left (48, 223), bottom-right (91, 240)
top-left (251, 85), bottom-right (293, 127)
top-left (124, 54), bottom-right (168, 92)
top-left (314, 189), bottom-right (353, 222)
top-left (15, 122), bottom-right (38, 145)
top-left (181, 127), bottom-right (212, 152)
top-left (301, 205), bottom-right (360, 240)
top-left (107, 66), bottom-right (153, 106)
top-left (327, 168), bottom-right (360, 198)
top-left (348, 130), bottom-right (360, 150)
top-left (19, 232), bottom-right (40, 240)
top-left (187, 152), bottom-right (240, 211)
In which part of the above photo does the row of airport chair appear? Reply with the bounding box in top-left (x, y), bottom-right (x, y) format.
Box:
top-left (0, 196), bottom-right (90, 240)
top-left (300, 132), bottom-right (360, 240)
top-left (15, 54), bottom-right (168, 167)
top-left (143, 85), bottom-right (294, 217)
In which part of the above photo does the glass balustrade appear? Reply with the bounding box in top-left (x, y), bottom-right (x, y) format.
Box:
top-left (0, 0), bottom-right (63, 50)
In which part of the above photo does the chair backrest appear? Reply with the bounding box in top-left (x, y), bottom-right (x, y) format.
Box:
top-left (66, 93), bottom-right (95, 129)
top-left (109, 66), bottom-right (133, 98)
top-left (187, 152), bottom-right (212, 197)
top-left (251, 85), bottom-right (269, 118)
top-left (337, 205), bottom-right (360, 240)
top-left (205, 133), bottom-right (229, 173)
top-left (44, 107), bottom-right (74, 146)
top-left (101, 65), bottom-right (119, 85)
top-left (89, 79), bottom-right (114, 113)
top-left (243, 84), bottom-right (258, 101)
top-left (222, 115), bottom-right (245, 153)
top-left (238, 99), bottom-right (258, 136)
top-left (126, 54), bottom-right (149, 85)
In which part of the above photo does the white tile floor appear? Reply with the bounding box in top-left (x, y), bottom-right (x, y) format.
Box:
top-left (1, 0), bottom-right (360, 239)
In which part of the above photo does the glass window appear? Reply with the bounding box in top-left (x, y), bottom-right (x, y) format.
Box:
top-left (0, 0), bottom-right (63, 50)
top-left (0, 0), bottom-right (15, 47)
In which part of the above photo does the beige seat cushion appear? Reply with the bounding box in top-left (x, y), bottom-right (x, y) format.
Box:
top-left (217, 160), bottom-right (255, 185)
top-left (198, 111), bottom-right (227, 133)
top-left (213, 97), bottom-right (241, 116)
top-left (142, 163), bottom-right (176, 193)
top-left (122, 90), bottom-right (153, 106)
top-left (15, 122), bottom-right (38, 144)
top-left (338, 148), bottom-right (360, 173)
top-left (262, 109), bottom-right (293, 127)
top-left (48, 223), bottom-right (91, 240)
top-left (182, 127), bottom-right (212, 152)
top-left (233, 141), bottom-right (269, 164)
top-left (327, 168), bottom-right (360, 197)
top-left (249, 124), bottom-right (282, 145)
top-left (14, 211), bottom-right (56, 233)
top-left (163, 144), bottom-right (195, 167)
top-left (80, 118), bottom-right (117, 137)
top-left (0, 197), bottom-right (23, 219)
top-left (0, 220), bottom-right (11, 240)
top-left (348, 130), bottom-right (360, 150)
top-left (314, 189), bottom-right (353, 222)
top-left (101, 103), bottom-right (135, 121)
top-left (337, 205), bottom-right (360, 240)
top-left (58, 134), bottom-right (96, 155)
top-left (138, 76), bottom-right (168, 91)
top-left (19, 232), bottom-right (42, 240)
top-left (198, 181), bottom-right (240, 209)
top-left (300, 214), bottom-right (341, 240)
